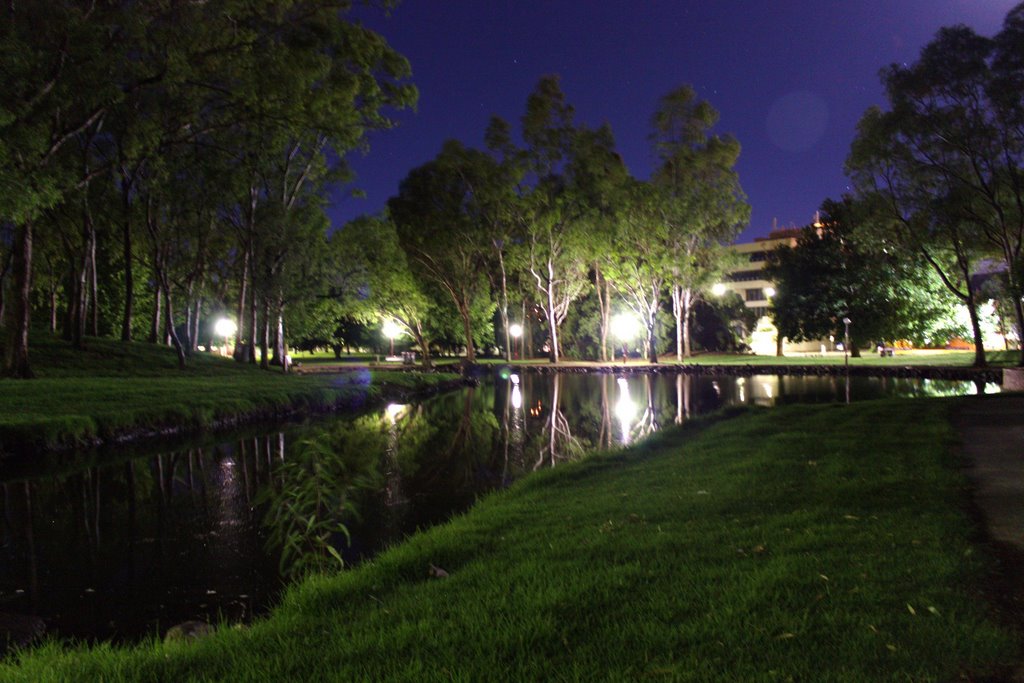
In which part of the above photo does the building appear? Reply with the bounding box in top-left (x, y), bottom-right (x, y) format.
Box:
top-left (722, 225), bottom-right (823, 355)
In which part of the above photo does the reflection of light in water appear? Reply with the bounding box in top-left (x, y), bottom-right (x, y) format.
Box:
top-left (712, 381), bottom-right (720, 396)
top-left (217, 455), bottom-right (244, 531)
top-left (615, 377), bottom-right (637, 444)
top-left (511, 373), bottom-right (520, 385)
top-left (762, 383), bottom-right (773, 399)
top-left (385, 403), bottom-right (408, 423)
top-left (511, 384), bottom-right (522, 410)
top-left (737, 377), bottom-right (746, 403)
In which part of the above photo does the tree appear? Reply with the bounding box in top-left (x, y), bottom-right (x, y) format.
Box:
top-left (766, 197), bottom-right (955, 355)
top-left (518, 77), bottom-right (613, 363)
top-left (0, 0), bottom-right (415, 377)
top-left (333, 215), bottom-right (438, 368)
top-left (648, 86), bottom-right (750, 360)
top-left (389, 141), bottom-right (497, 362)
top-left (848, 5), bottom-right (1024, 366)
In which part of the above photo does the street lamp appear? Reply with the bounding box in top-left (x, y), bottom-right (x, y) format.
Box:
top-left (214, 317), bottom-right (237, 356)
top-left (612, 313), bottom-right (640, 364)
top-left (765, 286), bottom-right (776, 298)
top-left (509, 323), bottom-right (523, 360)
top-left (842, 317), bottom-right (852, 369)
top-left (711, 283), bottom-right (727, 297)
top-left (382, 319), bottom-right (402, 358)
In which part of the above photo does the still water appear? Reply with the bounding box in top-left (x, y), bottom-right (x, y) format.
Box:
top-left (0, 372), bottom-right (996, 644)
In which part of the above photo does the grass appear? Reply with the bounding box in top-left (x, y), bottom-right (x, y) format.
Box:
top-left (302, 347), bottom-right (1016, 368)
top-left (0, 333), bottom-right (459, 453)
top-left (3, 398), bottom-right (1017, 681)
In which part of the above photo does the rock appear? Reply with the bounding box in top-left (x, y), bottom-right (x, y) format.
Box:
top-left (165, 620), bottom-right (215, 643)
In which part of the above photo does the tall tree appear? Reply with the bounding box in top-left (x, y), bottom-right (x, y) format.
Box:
top-left (648, 86), bottom-right (749, 360)
top-left (389, 141), bottom-right (497, 362)
top-left (518, 76), bottom-right (601, 363)
top-left (848, 5), bottom-right (1024, 366)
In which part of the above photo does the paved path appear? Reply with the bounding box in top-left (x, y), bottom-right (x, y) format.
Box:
top-left (955, 394), bottom-right (1024, 549)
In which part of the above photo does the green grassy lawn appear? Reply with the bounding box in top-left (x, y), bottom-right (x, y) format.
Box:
top-left (0, 334), bottom-right (458, 453)
top-left (332, 348), bottom-right (1017, 368)
top-left (5, 398), bottom-right (1017, 681)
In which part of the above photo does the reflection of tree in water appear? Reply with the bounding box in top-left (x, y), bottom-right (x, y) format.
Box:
top-left (532, 374), bottom-right (585, 469)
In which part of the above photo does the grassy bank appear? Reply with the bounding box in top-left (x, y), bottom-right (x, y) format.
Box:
top-left (4, 398), bottom-right (1016, 681)
top-left (293, 348), bottom-right (1018, 369)
top-left (0, 334), bottom-right (459, 453)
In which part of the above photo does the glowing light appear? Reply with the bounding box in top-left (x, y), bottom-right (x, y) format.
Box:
top-left (511, 384), bottom-right (522, 410)
top-left (765, 286), bottom-right (776, 298)
top-left (385, 403), bottom-right (408, 423)
top-left (712, 283), bottom-right (727, 297)
top-left (214, 318), bottom-right (237, 338)
top-left (615, 377), bottom-right (637, 444)
top-left (509, 323), bottom-right (523, 338)
top-left (382, 320), bottom-right (402, 340)
top-left (510, 373), bottom-right (520, 385)
top-left (612, 313), bottom-right (640, 341)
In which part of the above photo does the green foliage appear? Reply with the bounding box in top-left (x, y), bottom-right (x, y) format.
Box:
top-left (847, 4), bottom-right (1024, 365)
top-left (766, 197), bottom-right (959, 348)
top-left (1, 0), bottom-right (416, 376)
top-left (259, 418), bottom-right (385, 578)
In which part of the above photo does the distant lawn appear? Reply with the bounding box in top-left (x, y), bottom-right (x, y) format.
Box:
top-left (0, 334), bottom-right (458, 453)
top-left (3, 398), bottom-right (1016, 681)
top-left (429, 349), bottom-right (1018, 368)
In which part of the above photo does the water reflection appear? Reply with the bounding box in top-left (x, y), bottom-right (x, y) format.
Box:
top-left (0, 372), bottom-right (998, 645)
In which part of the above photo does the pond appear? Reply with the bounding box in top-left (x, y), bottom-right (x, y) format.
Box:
top-left (0, 371), bottom-right (998, 647)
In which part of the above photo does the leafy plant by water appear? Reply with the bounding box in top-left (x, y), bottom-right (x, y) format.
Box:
top-left (258, 419), bottom-right (385, 578)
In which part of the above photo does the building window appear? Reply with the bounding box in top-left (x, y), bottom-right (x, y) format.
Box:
top-left (748, 251), bottom-right (767, 262)
top-left (728, 270), bottom-right (763, 282)
top-left (745, 288), bottom-right (765, 302)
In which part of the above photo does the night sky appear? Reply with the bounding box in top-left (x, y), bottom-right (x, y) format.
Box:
top-left (333, 0), bottom-right (1016, 241)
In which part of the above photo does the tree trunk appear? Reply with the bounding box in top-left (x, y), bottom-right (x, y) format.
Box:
top-left (460, 302), bottom-right (476, 362)
top-left (271, 305), bottom-right (285, 368)
top-left (595, 266), bottom-right (611, 362)
top-left (495, 243), bottom-right (511, 362)
top-left (162, 286), bottom-right (187, 370)
top-left (246, 278), bottom-right (258, 364)
top-left (190, 297), bottom-right (202, 353)
top-left (149, 270), bottom-right (162, 344)
top-left (546, 280), bottom-right (559, 364)
top-left (120, 177), bottom-right (134, 342)
top-left (1009, 287), bottom-right (1024, 367)
top-left (3, 222), bottom-right (34, 378)
top-left (646, 318), bottom-right (658, 364)
top-left (259, 297), bottom-right (271, 369)
top-left (412, 320), bottom-right (433, 369)
top-left (88, 223), bottom-right (98, 337)
top-left (965, 287), bottom-right (988, 368)
top-left (234, 248), bottom-right (249, 362)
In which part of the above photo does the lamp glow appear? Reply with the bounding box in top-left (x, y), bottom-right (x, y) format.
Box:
top-left (712, 283), bottom-right (727, 297)
top-left (214, 318), bottom-right (237, 338)
top-left (611, 313), bottom-right (640, 341)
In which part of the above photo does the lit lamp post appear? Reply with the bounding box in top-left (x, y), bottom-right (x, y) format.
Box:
top-left (612, 313), bottom-right (639, 365)
top-left (382, 319), bottom-right (401, 358)
top-left (214, 317), bottom-right (237, 357)
top-left (842, 317), bottom-right (852, 369)
top-left (711, 282), bottom-right (727, 297)
top-left (509, 323), bottom-right (523, 360)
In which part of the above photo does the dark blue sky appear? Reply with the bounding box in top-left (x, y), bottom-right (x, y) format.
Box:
top-left (333, 0), bottom-right (1016, 241)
